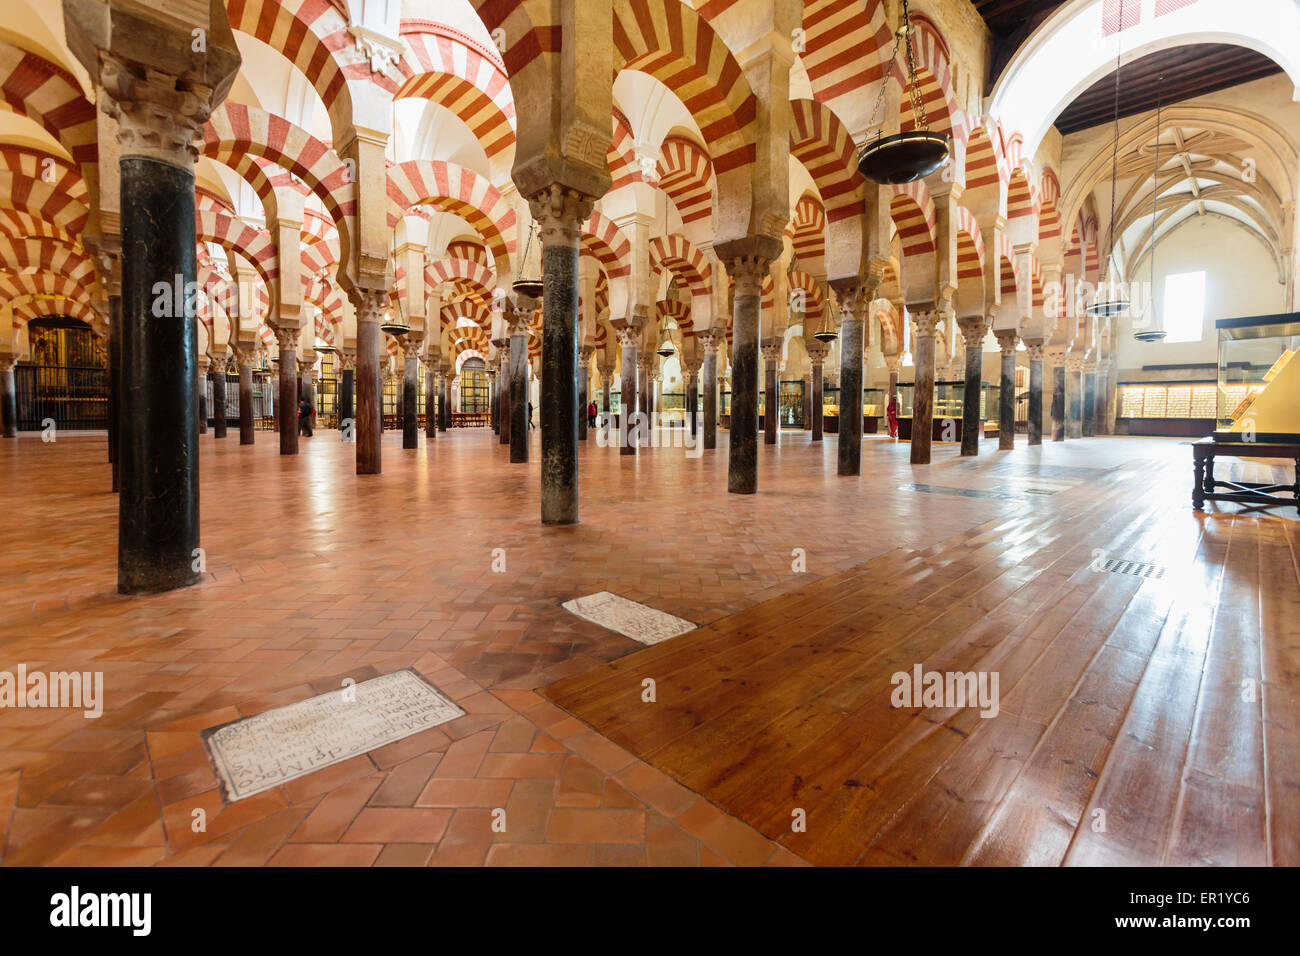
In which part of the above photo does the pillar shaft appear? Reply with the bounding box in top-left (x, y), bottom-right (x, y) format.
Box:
top-left (118, 155), bottom-right (199, 593)
top-left (702, 346), bottom-right (717, 451)
top-left (425, 367), bottom-right (437, 440)
top-left (1067, 361), bottom-right (1084, 439)
top-left (839, 314), bottom-right (865, 475)
top-left (509, 329), bottom-right (528, 462)
top-left (277, 331), bottom-right (299, 455)
top-left (997, 337), bottom-right (1016, 451)
top-left (763, 348), bottom-right (779, 445)
top-left (402, 350), bottom-right (419, 449)
top-left (339, 364), bottom-right (355, 442)
top-left (239, 360), bottom-right (254, 444)
top-left (1051, 361), bottom-right (1066, 442)
top-left (1083, 370), bottom-right (1097, 437)
top-left (911, 313), bottom-right (940, 466)
top-left (620, 334), bottom-right (637, 456)
top-left (810, 362), bottom-right (823, 442)
top-left (210, 360), bottom-right (227, 438)
top-left (577, 358), bottom-right (590, 443)
top-left (728, 258), bottom-right (763, 494)
top-left (959, 319), bottom-right (986, 458)
top-left (355, 296), bottom-right (382, 474)
top-left (1027, 351), bottom-right (1044, 446)
top-left (0, 363), bottom-right (16, 438)
top-left (439, 373), bottom-right (450, 432)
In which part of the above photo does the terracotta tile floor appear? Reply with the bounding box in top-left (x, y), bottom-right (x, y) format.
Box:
top-left (0, 426), bottom-right (1292, 865)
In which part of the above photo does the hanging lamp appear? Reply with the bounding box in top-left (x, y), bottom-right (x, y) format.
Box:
top-left (857, 0), bottom-right (950, 185)
top-left (379, 298), bottom-right (410, 337)
top-left (1088, 0), bottom-right (1132, 319)
top-left (511, 221), bottom-right (544, 300)
top-left (1134, 80), bottom-right (1168, 342)
top-left (813, 298), bottom-right (838, 342)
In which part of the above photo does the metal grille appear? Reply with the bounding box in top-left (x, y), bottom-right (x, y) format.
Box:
top-left (1101, 558), bottom-right (1166, 579)
top-left (16, 365), bottom-right (108, 430)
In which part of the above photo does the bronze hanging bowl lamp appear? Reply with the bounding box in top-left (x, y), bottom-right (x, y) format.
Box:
top-left (857, 0), bottom-right (950, 185)
top-left (1133, 78), bottom-right (1167, 342)
top-left (511, 221), bottom-right (544, 300)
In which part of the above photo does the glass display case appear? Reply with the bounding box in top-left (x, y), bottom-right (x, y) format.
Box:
top-left (1216, 313), bottom-right (1300, 441)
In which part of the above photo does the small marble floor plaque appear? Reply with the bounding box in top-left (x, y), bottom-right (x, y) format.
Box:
top-left (562, 591), bottom-right (696, 645)
top-left (202, 669), bottom-right (464, 802)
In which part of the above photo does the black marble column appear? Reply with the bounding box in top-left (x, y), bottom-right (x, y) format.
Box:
top-left (810, 360), bottom-right (823, 442)
top-left (0, 359), bottom-right (17, 439)
top-left (1027, 349), bottom-right (1043, 446)
top-left (108, 298), bottom-right (122, 484)
top-left (277, 331), bottom-right (299, 455)
top-left (1051, 359), bottom-right (1066, 442)
top-left (210, 358), bottom-right (228, 439)
top-left (839, 304), bottom-right (865, 476)
top-left (118, 156), bottom-right (199, 593)
top-left (426, 367), bottom-right (437, 440)
top-left (355, 296), bottom-right (382, 474)
top-left (997, 334), bottom-right (1016, 451)
top-left (439, 372), bottom-right (450, 432)
top-left (402, 347), bottom-right (419, 449)
top-left (763, 347), bottom-right (778, 445)
top-left (509, 327), bottom-right (528, 463)
top-left (728, 259), bottom-right (763, 494)
top-left (959, 322), bottom-right (984, 458)
top-left (601, 371), bottom-right (611, 418)
top-left (197, 362), bottom-right (207, 435)
top-left (911, 313), bottom-right (938, 466)
top-left (577, 357), bottom-right (589, 443)
top-left (1083, 369), bottom-right (1096, 437)
top-left (702, 344), bottom-right (717, 451)
top-left (687, 371), bottom-right (699, 439)
top-left (538, 198), bottom-right (583, 525)
top-left (339, 363), bottom-right (355, 442)
top-left (619, 333), bottom-right (637, 456)
top-left (238, 357), bottom-right (254, 445)
top-left (499, 355), bottom-right (511, 446)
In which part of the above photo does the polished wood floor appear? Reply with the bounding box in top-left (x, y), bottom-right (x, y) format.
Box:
top-left (544, 448), bottom-right (1300, 866)
top-left (0, 427), bottom-right (1295, 865)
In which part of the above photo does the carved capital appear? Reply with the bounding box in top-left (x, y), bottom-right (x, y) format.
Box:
top-left (528, 184), bottom-right (596, 246)
top-left (761, 343), bottom-right (782, 363)
top-left (957, 315), bottom-right (990, 350)
top-left (616, 326), bottom-right (638, 348)
top-left (994, 329), bottom-right (1020, 354)
top-left (100, 58), bottom-right (217, 167)
top-left (274, 327), bottom-right (300, 352)
top-left (911, 311), bottom-right (942, 339)
top-left (725, 255), bottom-right (769, 298)
top-left (578, 344), bottom-right (595, 368)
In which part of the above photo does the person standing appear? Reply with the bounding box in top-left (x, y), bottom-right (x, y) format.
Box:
top-left (587, 400), bottom-right (597, 429)
top-left (887, 392), bottom-right (900, 439)
top-left (299, 395), bottom-right (315, 437)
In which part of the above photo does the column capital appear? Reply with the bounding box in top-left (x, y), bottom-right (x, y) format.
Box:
top-left (337, 350), bottom-right (356, 371)
top-left (806, 343), bottom-right (829, 365)
top-left (1066, 353), bottom-right (1085, 372)
top-left (402, 338), bottom-right (422, 360)
top-left (761, 343), bottom-right (782, 363)
top-left (1045, 345), bottom-right (1069, 367)
top-left (911, 311), bottom-right (942, 339)
top-left (274, 327), bottom-right (300, 352)
top-left (994, 329), bottom-right (1020, 354)
top-left (723, 253), bottom-right (770, 297)
top-left (957, 315), bottom-right (990, 350)
top-left (528, 184), bottom-right (597, 245)
top-left (697, 330), bottom-right (720, 355)
top-left (356, 287), bottom-right (388, 323)
top-left (616, 326), bottom-right (638, 348)
top-left (578, 344), bottom-right (595, 367)
top-left (0, 353), bottom-right (19, 372)
top-left (505, 305), bottom-right (532, 337)
top-left (1083, 359), bottom-right (1098, 374)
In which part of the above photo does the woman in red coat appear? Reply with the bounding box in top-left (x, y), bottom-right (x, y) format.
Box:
top-left (887, 393), bottom-right (899, 438)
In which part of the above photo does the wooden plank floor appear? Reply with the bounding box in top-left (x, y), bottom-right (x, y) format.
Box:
top-left (542, 455), bottom-right (1300, 866)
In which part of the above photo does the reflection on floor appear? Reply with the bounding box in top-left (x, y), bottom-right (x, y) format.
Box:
top-left (0, 429), bottom-right (1294, 865)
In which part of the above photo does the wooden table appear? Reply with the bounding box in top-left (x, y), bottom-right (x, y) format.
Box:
top-left (1191, 437), bottom-right (1300, 514)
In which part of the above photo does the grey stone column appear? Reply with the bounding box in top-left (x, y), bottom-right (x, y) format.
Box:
top-left (531, 186), bottom-right (591, 524)
top-left (834, 286), bottom-right (867, 475)
top-left (402, 340), bottom-right (419, 449)
top-left (1026, 343), bottom-right (1044, 446)
top-left (618, 327), bottom-right (638, 456)
top-left (808, 349), bottom-right (825, 442)
top-left (684, 363), bottom-right (700, 439)
top-left (338, 351), bottom-right (355, 442)
top-left (762, 343), bottom-right (780, 445)
top-left (0, 355), bottom-right (17, 438)
top-left (238, 352), bottom-right (255, 445)
top-left (355, 290), bottom-right (383, 474)
top-left (300, 352), bottom-right (316, 436)
top-left (439, 369), bottom-right (451, 432)
top-left (197, 357), bottom-right (208, 435)
top-left (725, 256), bottom-right (767, 494)
top-left (599, 364), bottom-right (613, 422)
top-left (1050, 350), bottom-right (1067, 442)
top-left (1083, 363), bottom-right (1097, 437)
top-left (425, 365), bottom-right (437, 439)
top-left (1094, 360), bottom-right (1110, 435)
top-left (995, 330), bottom-right (1018, 451)
top-left (210, 353), bottom-right (228, 439)
top-left (508, 313), bottom-right (529, 462)
top-left (497, 347), bottom-right (511, 447)
top-left (911, 311), bottom-right (942, 466)
top-left (488, 368), bottom-right (498, 433)
top-left (578, 345), bottom-right (594, 442)
top-left (958, 316), bottom-right (988, 457)
top-left (1067, 355), bottom-right (1084, 439)
top-left (276, 329), bottom-right (300, 454)
top-left (701, 334), bottom-right (718, 451)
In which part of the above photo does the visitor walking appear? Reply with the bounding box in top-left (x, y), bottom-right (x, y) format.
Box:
top-left (299, 395), bottom-right (315, 437)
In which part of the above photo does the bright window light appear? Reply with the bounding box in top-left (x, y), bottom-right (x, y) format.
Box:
top-left (1162, 271), bottom-right (1205, 343)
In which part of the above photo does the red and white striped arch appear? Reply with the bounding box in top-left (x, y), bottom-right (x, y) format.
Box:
top-left (395, 23), bottom-right (516, 160)
top-left (13, 296), bottom-right (99, 330)
top-left (650, 234), bottom-right (711, 297)
top-left (608, 108), bottom-right (650, 191)
top-left (799, 0), bottom-right (893, 105)
top-left (1007, 165), bottom-right (1040, 222)
top-left (0, 40), bottom-right (97, 181)
top-left (0, 271), bottom-right (92, 313)
top-left (656, 135), bottom-right (713, 226)
top-left (445, 238), bottom-right (489, 267)
top-left (0, 208), bottom-right (77, 247)
top-left (582, 210), bottom-right (632, 280)
top-left (657, 297), bottom-right (693, 337)
top-left (385, 160), bottom-right (516, 271)
top-left (612, 0), bottom-right (757, 176)
top-left (953, 206), bottom-right (986, 282)
top-left (889, 181), bottom-right (937, 257)
top-left (1038, 168), bottom-right (1062, 241)
top-left (790, 98), bottom-right (863, 223)
top-left (0, 147), bottom-right (88, 208)
top-left (787, 269), bottom-right (826, 315)
top-left (0, 171), bottom-right (88, 236)
top-left (997, 233), bottom-right (1020, 297)
top-left (196, 210), bottom-right (280, 289)
top-left (426, 256), bottom-right (496, 300)
top-left (0, 236), bottom-right (92, 287)
top-left (962, 123), bottom-right (1007, 193)
top-left (787, 192), bottom-right (827, 270)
